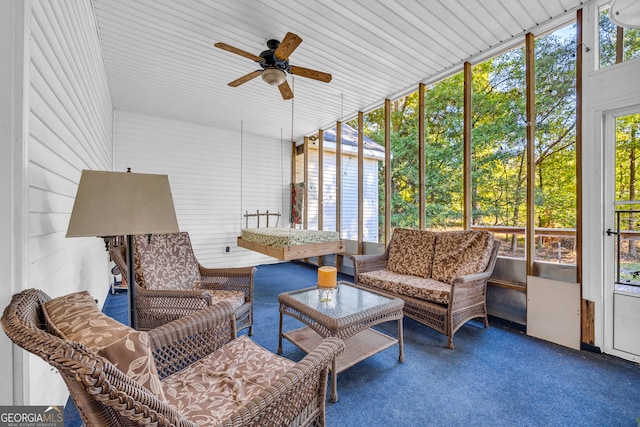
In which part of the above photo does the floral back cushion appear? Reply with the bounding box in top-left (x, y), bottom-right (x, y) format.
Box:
top-left (431, 230), bottom-right (495, 284)
top-left (386, 228), bottom-right (437, 278)
top-left (134, 232), bottom-right (201, 290)
top-left (43, 291), bottom-right (166, 401)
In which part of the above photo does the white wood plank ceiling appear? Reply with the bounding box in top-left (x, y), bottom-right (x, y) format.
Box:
top-left (93, 0), bottom-right (589, 142)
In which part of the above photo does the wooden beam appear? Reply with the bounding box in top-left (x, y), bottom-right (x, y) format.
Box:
top-left (291, 140), bottom-right (296, 227)
top-left (488, 278), bottom-right (526, 292)
top-left (336, 121), bottom-right (342, 234)
top-left (616, 25), bottom-right (624, 64)
top-left (581, 298), bottom-right (595, 345)
top-left (303, 136), bottom-right (309, 230)
top-left (318, 129), bottom-right (324, 230)
top-left (525, 32), bottom-right (536, 276)
top-left (576, 8), bottom-right (583, 286)
top-left (358, 111), bottom-right (364, 254)
top-left (385, 99), bottom-right (391, 244)
top-left (463, 62), bottom-right (472, 230)
top-left (419, 83), bottom-right (426, 229)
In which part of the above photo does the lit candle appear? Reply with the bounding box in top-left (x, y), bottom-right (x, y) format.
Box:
top-left (317, 266), bottom-right (337, 288)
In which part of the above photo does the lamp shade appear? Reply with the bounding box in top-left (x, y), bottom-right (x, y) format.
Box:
top-left (66, 170), bottom-right (179, 238)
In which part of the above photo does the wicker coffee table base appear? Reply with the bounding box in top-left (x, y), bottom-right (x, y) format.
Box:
top-left (282, 325), bottom-right (403, 402)
top-left (278, 283), bottom-right (404, 403)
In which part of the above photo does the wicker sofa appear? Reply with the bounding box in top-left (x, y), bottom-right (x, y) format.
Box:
top-left (351, 228), bottom-right (499, 349)
top-left (2, 288), bottom-right (344, 427)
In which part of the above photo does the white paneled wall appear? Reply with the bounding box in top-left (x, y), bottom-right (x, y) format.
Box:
top-left (114, 111), bottom-right (289, 267)
top-left (296, 147), bottom-right (379, 242)
top-left (29, 0), bottom-right (113, 299)
top-left (4, 0), bottom-right (114, 407)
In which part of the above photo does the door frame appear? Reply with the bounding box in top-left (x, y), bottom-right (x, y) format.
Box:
top-left (602, 104), bottom-right (640, 362)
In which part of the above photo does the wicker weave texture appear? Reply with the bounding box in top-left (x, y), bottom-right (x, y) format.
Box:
top-left (278, 283), bottom-right (404, 402)
top-left (2, 289), bottom-right (344, 427)
top-left (110, 240), bottom-right (255, 334)
top-left (352, 239), bottom-right (500, 349)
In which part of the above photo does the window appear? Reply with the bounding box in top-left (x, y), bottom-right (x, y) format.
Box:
top-left (534, 24), bottom-right (577, 264)
top-left (472, 46), bottom-right (527, 258)
top-left (424, 73), bottom-right (464, 230)
top-left (599, 4), bottom-right (640, 69)
top-left (355, 107), bottom-right (387, 243)
top-left (390, 92), bottom-right (420, 230)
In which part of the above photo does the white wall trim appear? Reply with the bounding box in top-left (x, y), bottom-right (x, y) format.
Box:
top-left (581, 1), bottom-right (640, 354)
top-left (0, 0), bottom-right (29, 406)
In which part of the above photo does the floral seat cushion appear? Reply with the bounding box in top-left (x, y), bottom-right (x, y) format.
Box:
top-left (162, 335), bottom-right (295, 425)
top-left (358, 270), bottom-right (451, 305)
top-left (208, 290), bottom-right (245, 309)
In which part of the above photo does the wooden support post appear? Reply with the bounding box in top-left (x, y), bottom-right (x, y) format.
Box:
top-left (291, 141), bottom-right (296, 228)
top-left (419, 83), bottom-right (426, 230)
top-left (576, 8), bottom-right (583, 287)
top-left (358, 111), bottom-right (364, 254)
top-left (336, 121), bottom-right (342, 235)
top-left (318, 129), bottom-right (324, 231)
top-left (616, 25), bottom-right (624, 64)
top-left (304, 136), bottom-right (309, 230)
top-left (385, 99), bottom-right (391, 244)
top-left (525, 32), bottom-right (536, 276)
top-left (463, 62), bottom-right (472, 230)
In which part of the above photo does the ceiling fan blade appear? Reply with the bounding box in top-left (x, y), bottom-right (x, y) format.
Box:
top-left (228, 70), bottom-right (262, 87)
top-left (278, 81), bottom-right (294, 100)
top-left (274, 32), bottom-right (302, 60)
top-left (289, 66), bottom-right (332, 83)
top-left (214, 42), bottom-right (262, 62)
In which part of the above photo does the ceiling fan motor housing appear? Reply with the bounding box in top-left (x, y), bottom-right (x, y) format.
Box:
top-left (260, 45), bottom-right (290, 72)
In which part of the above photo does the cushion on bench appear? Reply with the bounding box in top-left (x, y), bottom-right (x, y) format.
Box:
top-left (205, 290), bottom-right (246, 309)
top-left (358, 269), bottom-right (451, 305)
top-left (162, 335), bottom-right (295, 425)
top-left (431, 230), bottom-right (494, 284)
top-left (386, 228), bottom-right (436, 278)
top-left (43, 291), bottom-right (166, 401)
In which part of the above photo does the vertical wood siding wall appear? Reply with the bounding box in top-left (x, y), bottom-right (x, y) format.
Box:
top-left (297, 148), bottom-right (379, 242)
top-left (114, 111), bottom-right (289, 267)
top-left (22, 0), bottom-right (113, 405)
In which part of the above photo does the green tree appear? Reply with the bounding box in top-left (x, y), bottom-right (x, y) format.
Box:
top-left (535, 29), bottom-right (577, 230)
top-left (352, 24), bottom-right (579, 258)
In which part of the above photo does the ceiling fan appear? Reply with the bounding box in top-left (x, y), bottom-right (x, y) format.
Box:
top-left (214, 32), bottom-right (332, 100)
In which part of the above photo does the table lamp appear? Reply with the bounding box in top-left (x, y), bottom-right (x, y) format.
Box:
top-left (66, 169), bottom-right (179, 329)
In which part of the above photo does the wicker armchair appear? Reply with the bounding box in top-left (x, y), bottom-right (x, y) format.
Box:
top-left (110, 232), bottom-right (255, 334)
top-left (2, 288), bottom-right (344, 427)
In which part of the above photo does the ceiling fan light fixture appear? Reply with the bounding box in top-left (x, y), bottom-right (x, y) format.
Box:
top-left (609, 0), bottom-right (640, 29)
top-left (262, 68), bottom-right (287, 86)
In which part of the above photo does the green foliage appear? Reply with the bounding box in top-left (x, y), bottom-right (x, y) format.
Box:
top-left (615, 113), bottom-right (640, 208)
top-left (599, 6), bottom-right (640, 68)
top-left (357, 24), bottom-right (581, 236)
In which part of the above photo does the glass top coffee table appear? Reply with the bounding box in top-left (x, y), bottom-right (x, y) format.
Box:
top-left (278, 281), bottom-right (404, 402)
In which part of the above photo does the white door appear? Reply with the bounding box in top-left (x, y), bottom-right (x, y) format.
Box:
top-left (604, 108), bottom-right (640, 363)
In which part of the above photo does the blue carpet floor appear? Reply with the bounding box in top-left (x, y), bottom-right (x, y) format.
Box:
top-left (65, 261), bottom-right (640, 426)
